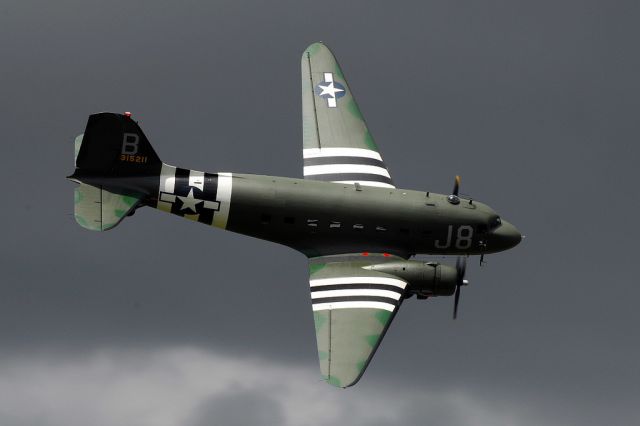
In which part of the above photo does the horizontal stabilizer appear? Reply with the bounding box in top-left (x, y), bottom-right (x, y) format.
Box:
top-left (74, 183), bottom-right (141, 231)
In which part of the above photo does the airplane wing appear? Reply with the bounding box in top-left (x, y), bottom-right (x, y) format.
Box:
top-left (309, 255), bottom-right (408, 387)
top-left (301, 43), bottom-right (395, 189)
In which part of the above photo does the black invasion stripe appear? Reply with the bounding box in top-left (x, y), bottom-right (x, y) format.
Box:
top-left (311, 295), bottom-right (399, 306)
top-left (308, 173), bottom-right (394, 185)
top-left (197, 172), bottom-right (219, 225)
top-left (173, 168), bottom-right (191, 196)
top-left (202, 173), bottom-right (219, 201)
top-left (310, 284), bottom-right (404, 294)
top-left (303, 156), bottom-right (387, 168)
top-left (170, 168), bottom-right (191, 216)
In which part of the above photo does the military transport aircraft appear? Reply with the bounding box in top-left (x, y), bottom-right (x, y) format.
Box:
top-left (68, 42), bottom-right (521, 388)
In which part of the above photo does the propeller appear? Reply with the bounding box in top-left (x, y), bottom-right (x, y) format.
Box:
top-left (453, 256), bottom-right (469, 320)
top-left (452, 175), bottom-right (461, 196)
top-left (447, 176), bottom-right (462, 205)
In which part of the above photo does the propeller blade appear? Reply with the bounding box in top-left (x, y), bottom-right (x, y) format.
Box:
top-left (453, 256), bottom-right (467, 320)
top-left (456, 256), bottom-right (466, 278)
top-left (452, 175), bottom-right (461, 196)
top-left (453, 284), bottom-right (461, 319)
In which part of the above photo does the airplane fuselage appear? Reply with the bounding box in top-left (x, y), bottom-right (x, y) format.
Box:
top-left (148, 165), bottom-right (520, 258)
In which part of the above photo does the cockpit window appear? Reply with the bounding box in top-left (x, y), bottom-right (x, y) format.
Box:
top-left (489, 216), bottom-right (502, 229)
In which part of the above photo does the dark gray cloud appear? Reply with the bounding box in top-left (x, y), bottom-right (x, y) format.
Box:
top-left (1, 0), bottom-right (640, 424)
top-left (189, 390), bottom-right (284, 426)
top-left (0, 347), bottom-right (544, 426)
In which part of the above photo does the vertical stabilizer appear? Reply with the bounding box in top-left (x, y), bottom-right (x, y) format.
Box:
top-left (69, 112), bottom-right (161, 231)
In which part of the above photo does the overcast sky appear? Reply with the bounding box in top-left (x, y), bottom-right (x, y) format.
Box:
top-left (1, 0), bottom-right (640, 425)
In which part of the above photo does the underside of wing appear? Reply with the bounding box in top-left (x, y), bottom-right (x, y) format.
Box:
top-left (309, 256), bottom-right (407, 387)
top-left (301, 42), bottom-right (395, 189)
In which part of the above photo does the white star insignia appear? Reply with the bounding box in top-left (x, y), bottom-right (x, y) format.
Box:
top-left (318, 81), bottom-right (345, 98)
top-left (178, 188), bottom-right (202, 212)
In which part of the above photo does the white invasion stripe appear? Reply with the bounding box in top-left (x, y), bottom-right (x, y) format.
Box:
top-left (159, 163), bottom-right (176, 193)
top-left (333, 180), bottom-right (396, 188)
top-left (310, 277), bottom-right (407, 289)
top-left (311, 289), bottom-right (402, 300)
top-left (160, 193), bottom-right (176, 203)
top-left (213, 172), bottom-right (232, 229)
top-left (188, 170), bottom-right (204, 191)
top-left (303, 148), bottom-right (383, 161)
top-left (303, 164), bottom-right (391, 178)
top-left (323, 72), bottom-right (333, 83)
top-left (312, 301), bottom-right (396, 312)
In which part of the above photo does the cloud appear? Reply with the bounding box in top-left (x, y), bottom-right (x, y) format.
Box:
top-left (188, 390), bottom-right (284, 426)
top-left (0, 347), bottom-right (533, 426)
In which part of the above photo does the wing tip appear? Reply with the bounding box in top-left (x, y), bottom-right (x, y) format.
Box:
top-left (323, 373), bottom-right (361, 389)
top-left (302, 41), bottom-right (331, 59)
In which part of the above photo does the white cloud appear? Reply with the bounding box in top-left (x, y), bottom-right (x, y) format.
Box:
top-left (0, 347), bottom-right (528, 426)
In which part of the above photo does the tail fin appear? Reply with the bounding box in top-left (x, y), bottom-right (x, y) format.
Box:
top-left (74, 112), bottom-right (161, 176)
top-left (69, 113), bottom-right (162, 231)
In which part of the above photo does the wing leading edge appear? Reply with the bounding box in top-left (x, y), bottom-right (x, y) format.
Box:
top-left (309, 256), bottom-right (407, 387)
top-left (301, 42), bottom-right (395, 188)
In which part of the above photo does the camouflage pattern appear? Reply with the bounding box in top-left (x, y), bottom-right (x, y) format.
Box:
top-left (72, 134), bottom-right (141, 231)
top-left (302, 42), bottom-right (378, 152)
top-left (301, 42), bottom-right (394, 188)
top-left (309, 257), bottom-right (406, 388)
top-left (74, 183), bottom-right (140, 231)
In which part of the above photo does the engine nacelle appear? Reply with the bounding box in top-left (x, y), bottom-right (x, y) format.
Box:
top-left (365, 261), bottom-right (458, 297)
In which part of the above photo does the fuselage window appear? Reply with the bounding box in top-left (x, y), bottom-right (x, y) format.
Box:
top-left (307, 219), bottom-right (319, 227)
top-left (353, 224), bottom-right (364, 230)
top-left (376, 226), bottom-right (387, 232)
top-left (284, 216), bottom-right (295, 225)
top-left (330, 221), bottom-right (341, 229)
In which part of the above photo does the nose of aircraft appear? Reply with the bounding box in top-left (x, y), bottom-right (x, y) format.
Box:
top-left (489, 220), bottom-right (522, 251)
